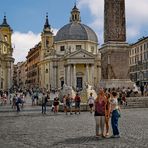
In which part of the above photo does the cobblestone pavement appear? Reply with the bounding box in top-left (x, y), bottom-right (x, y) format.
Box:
top-left (0, 103), bottom-right (148, 148)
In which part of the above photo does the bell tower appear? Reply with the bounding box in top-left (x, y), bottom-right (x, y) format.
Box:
top-left (0, 14), bottom-right (13, 55)
top-left (0, 14), bottom-right (14, 90)
top-left (41, 13), bottom-right (54, 59)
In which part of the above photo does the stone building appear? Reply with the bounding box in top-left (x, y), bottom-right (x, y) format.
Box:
top-left (13, 61), bottom-right (27, 89)
top-left (129, 36), bottom-right (148, 85)
top-left (38, 5), bottom-right (101, 91)
top-left (0, 15), bottom-right (14, 91)
top-left (26, 42), bottom-right (41, 88)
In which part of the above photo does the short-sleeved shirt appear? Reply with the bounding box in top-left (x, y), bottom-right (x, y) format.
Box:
top-left (88, 96), bottom-right (94, 104)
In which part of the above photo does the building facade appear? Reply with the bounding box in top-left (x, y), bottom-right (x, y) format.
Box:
top-left (0, 15), bottom-right (14, 91)
top-left (129, 36), bottom-right (148, 85)
top-left (13, 61), bottom-right (27, 89)
top-left (26, 42), bottom-right (41, 88)
top-left (38, 5), bottom-right (101, 91)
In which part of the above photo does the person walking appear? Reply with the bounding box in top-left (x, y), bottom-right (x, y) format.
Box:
top-left (74, 93), bottom-right (81, 114)
top-left (15, 94), bottom-right (22, 112)
top-left (110, 91), bottom-right (121, 138)
top-left (88, 92), bottom-right (95, 113)
top-left (94, 89), bottom-right (106, 137)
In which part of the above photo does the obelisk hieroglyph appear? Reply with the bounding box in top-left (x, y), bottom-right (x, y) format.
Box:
top-left (104, 0), bottom-right (126, 43)
top-left (100, 0), bottom-right (132, 88)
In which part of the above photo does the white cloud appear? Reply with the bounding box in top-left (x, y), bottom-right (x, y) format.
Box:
top-left (12, 29), bottom-right (58, 63)
top-left (126, 0), bottom-right (148, 24)
top-left (12, 31), bottom-right (41, 63)
top-left (78, 0), bottom-right (148, 44)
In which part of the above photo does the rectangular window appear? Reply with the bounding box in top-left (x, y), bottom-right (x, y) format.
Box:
top-left (60, 46), bottom-right (65, 51)
top-left (76, 45), bottom-right (81, 50)
top-left (91, 46), bottom-right (94, 53)
top-left (144, 44), bottom-right (146, 50)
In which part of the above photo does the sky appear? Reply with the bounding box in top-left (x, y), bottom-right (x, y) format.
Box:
top-left (0, 0), bottom-right (148, 63)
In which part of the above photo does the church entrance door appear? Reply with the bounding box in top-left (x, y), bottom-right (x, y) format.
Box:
top-left (77, 77), bottom-right (83, 91)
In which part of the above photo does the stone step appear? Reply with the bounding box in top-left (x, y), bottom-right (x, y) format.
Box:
top-left (127, 102), bottom-right (148, 105)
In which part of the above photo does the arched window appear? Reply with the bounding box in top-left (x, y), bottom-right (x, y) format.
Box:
top-left (45, 69), bottom-right (48, 73)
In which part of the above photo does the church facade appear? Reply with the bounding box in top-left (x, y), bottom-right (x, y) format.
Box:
top-left (38, 5), bottom-right (101, 91)
top-left (0, 15), bottom-right (14, 90)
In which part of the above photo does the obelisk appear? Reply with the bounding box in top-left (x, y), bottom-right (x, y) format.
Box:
top-left (104, 0), bottom-right (126, 43)
top-left (99, 0), bottom-right (133, 88)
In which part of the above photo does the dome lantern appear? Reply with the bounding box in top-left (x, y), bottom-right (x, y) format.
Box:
top-left (70, 4), bottom-right (81, 23)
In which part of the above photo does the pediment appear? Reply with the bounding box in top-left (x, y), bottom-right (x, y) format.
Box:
top-left (65, 49), bottom-right (95, 59)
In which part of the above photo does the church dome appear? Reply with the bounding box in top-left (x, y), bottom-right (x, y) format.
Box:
top-left (55, 23), bottom-right (98, 42)
top-left (55, 5), bottom-right (98, 43)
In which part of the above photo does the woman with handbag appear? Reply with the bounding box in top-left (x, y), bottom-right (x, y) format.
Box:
top-left (94, 89), bottom-right (106, 137)
top-left (110, 91), bottom-right (121, 138)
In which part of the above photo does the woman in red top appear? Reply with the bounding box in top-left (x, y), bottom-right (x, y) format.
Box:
top-left (74, 93), bottom-right (81, 114)
top-left (94, 89), bottom-right (106, 137)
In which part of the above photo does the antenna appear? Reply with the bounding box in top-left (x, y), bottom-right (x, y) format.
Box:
top-left (75, 0), bottom-right (77, 6)
top-left (4, 12), bottom-right (6, 16)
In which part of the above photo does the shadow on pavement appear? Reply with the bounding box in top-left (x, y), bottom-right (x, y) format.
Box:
top-left (51, 136), bottom-right (113, 147)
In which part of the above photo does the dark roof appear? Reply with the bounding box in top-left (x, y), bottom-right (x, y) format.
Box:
top-left (44, 13), bottom-right (51, 30)
top-left (130, 36), bottom-right (148, 46)
top-left (55, 22), bottom-right (98, 42)
top-left (0, 15), bottom-right (10, 28)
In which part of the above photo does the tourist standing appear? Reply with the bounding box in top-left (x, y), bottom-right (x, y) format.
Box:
top-left (110, 91), bottom-right (121, 138)
top-left (94, 89), bottom-right (106, 137)
top-left (53, 97), bottom-right (59, 113)
top-left (31, 94), bottom-right (35, 106)
top-left (74, 93), bottom-right (81, 114)
top-left (140, 85), bottom-right (144, 96)
top-left (63, 95), bottom-right (67, 113)
top-left (65, 94), bottom-right (73, 115)
top-left (15, 94), bottom-right (22, 112)
top-left (88, 92), bottom-right (95, 113)
top-left (105, 93), bottom-right (111, 136)
top-left (41, 93), bottom-right (49, 114)
top-left (12, 94), bottom-right (16, 109)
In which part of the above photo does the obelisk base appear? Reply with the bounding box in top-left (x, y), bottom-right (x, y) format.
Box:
top-left (99, 79), bottom-right (134, 89)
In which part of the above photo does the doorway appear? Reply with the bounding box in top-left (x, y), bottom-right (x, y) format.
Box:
top-left (77, 77), bottom-right (83, 91)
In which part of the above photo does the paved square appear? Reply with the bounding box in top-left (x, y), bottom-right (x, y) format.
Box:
top-left (0, 108), bottom-right (148, 148)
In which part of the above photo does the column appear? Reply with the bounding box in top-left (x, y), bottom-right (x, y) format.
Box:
top-left (0, 64), bottom-right (1, 89)
top-left (64, 65), bottom-right (66, 84)
top-left (7, 62), bottom-right (11, 90)
top-left (55, 66), bottom-right (57, 89)
top-left (91, 64), bottom-right (95, 85)
top-left (67, 64), bottom-right (71, 86)
top-left (8, 68), bottom-right (11, 89)
top-left (70, 65), bottom-right (73, 87)
top-left (86, 64), bottom-right (89, 84)
top-left (73, 64), bottom-right (76, 89)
